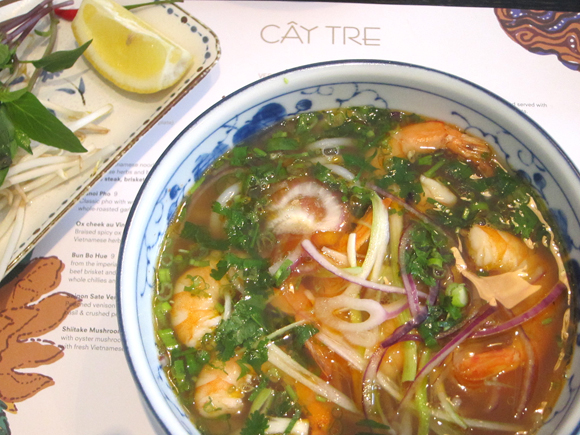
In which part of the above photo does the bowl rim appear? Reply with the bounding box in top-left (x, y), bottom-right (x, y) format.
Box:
top-left (116, 58), bottom-right (580, 435)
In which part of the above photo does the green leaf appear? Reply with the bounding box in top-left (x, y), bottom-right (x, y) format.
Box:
top-left (214, 294), bottom-right (268, 361)
top-left (31, 40), bottom-right (92, 73)
top-left (0, 399), bottom-right (11, 435)
top-left (181, 221), bottom-right (229, 250)
top-left (0, 105), bottom-right (16, 170)
top-left (240, 410), bottom-right (269, 435)
top-left (13, 129), bottom-right (32, 154)
top-left (0, 88), bottom-right (28, 103)
top-left (4, 92), bottom-right (86, 153)
top-left (0, 43), bottom-right (11, 68)
top-left (294, 323), bottom-right (318, 347)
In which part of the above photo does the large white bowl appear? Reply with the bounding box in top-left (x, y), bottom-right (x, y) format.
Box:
top-left (117, 60), bottom-right (580, 435)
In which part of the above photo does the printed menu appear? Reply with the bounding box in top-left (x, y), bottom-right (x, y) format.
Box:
top-left (2, 2), bottom-right (580, 434)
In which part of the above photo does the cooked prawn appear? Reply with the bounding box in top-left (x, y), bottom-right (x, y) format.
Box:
top-left (454, 225), bottom-right (547, 309)
top-left (170, 264), bottom-right (225, 348)
top-left (194, 357), bottom-right (254, 418)
top-left (453, 337), bottom-right (526, 387)
top-left (466, 225), bottom-right (536, 274)
top-left (389, 121), bottom-right (494, 176)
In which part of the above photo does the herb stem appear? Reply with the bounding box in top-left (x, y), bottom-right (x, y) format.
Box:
top-left (27, 11), bottom-right (58, 92)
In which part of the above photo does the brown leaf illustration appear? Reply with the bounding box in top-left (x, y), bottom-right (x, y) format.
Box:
top-left (0, 257), bottom-right (81, 404)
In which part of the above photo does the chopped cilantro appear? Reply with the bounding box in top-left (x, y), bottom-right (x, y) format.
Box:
top-left (376, 157), bottom-right (423, 202)
top-left (240, 411), bottom-right (269, 435)
top-left (240, 338), bottom-right (269, 373)
top-left (404, 223), bottom-right (453, 287)
top-left (342, 153), bottom-right (376, 176)
top-left (212, 199), bottom-right (262, 253)
top-left (273, 259), bottom-right (293, 287)
top-left (266, 136), bottom-right (300, 152)
top-left (293, 323), bottom-right (319, 347)
top-left (418, 285), bottom-right (467, 347)
top-left (181, 221), bottom-right (228, 250)
top-left (214, 294), bottom-right (268, 361)
top-left (211, 252), bottom-right (274, 295)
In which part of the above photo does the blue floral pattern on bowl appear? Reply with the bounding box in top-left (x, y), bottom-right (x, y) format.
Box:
top-left (118, 60), bottom-right (580, 435)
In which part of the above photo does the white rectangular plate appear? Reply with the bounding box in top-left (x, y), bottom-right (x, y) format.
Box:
top-left (0, 0), bottom-right (220, 277)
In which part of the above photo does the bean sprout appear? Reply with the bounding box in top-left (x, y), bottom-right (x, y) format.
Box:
top-left (0, 103), bottom-right (114, 280)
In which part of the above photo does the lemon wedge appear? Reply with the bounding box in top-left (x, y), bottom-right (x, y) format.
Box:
top-left (72, 0), bottom-right (194, 94)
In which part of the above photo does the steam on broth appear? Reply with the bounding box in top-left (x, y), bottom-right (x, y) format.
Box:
top-left (153, 107), bottom-right (575, 435)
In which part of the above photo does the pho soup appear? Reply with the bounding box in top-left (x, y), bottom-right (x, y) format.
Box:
top-left (153, 107), bottom-right (575, 435)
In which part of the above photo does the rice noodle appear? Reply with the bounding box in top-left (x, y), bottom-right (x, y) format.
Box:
top-left (306, 137), bottom-right (355, 151)
top-left (321, 163), bottom-right (357, 181)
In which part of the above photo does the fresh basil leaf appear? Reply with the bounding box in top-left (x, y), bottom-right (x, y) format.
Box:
top-left (31, 40), bottom-right (91, 73)
top-left (4, 92), bottom-right (86, 153)
top-left (0, 43), bottom-right (11, 68)
top-left (0, 105), bottom-right (16, 169)
top-left (0, 88), bottom-right (27, 103)
top-left (14, 128), bottom-right (32, 154)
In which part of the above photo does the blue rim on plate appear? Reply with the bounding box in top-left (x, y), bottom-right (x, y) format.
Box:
top-left (117, 59), bottom-right (580, 435)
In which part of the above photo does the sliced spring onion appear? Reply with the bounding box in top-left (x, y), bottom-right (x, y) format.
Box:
top-left (158, 328), bottom-right (180, 352)
top-left (433, 377), bottom-right (467, 429)
top-left (347, 232), bottom-right (358, 267)
top-left (265, 417), bottom-right (309, 435)
top-left (267, 343), bottom-right (360, 414)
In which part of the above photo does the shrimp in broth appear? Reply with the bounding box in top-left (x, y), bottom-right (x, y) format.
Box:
top-left (153, 107), bottom-right (575, 435)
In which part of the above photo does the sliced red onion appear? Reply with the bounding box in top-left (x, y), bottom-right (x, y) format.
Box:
top-left (472, 282), bottom-right (565, 338)
top-left (383, 298), bottom-right (409, 319)
top-left (362, 345), bottom-right (388, 419)
top-left (362, 327), bottom-right (423, 418)
top-left (301, 239), bottom-right (416, 296)
top-left (398, 224), bottom-right (422, 318)
top-left (428, 284), bottom-right (441, 307)
top-left (314, 296), bottom-right (389, 333)
top-left (400, 305), bottom-right (497, 406)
